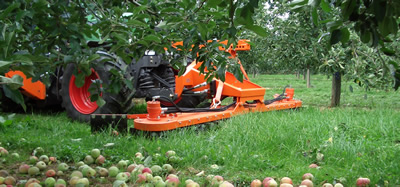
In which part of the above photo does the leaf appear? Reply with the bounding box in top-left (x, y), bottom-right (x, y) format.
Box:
top-left (96, 97), bottom-right (106, 107)
top-left (161, 7), bottom-right (179, 13)
top-left (0, 61), bottom-right (12, 69)
top-left (127, 19), bottom-right (149, 28)
top-left (75, 72), bottom-right (86, 88)
top-left (320, 0), bottom-right (331, 12)
top-left (330, 29), bottom-right (342, 45)
top-left (143, 35), bottom-right (161, 43)
top-left (381, 47), bottom-right (395, 56)
top-left (311, 8), bottom-right (318, 26)
top-left (2, 85), bottom-right (26, 111)
top-left (0, 3), bottom-right (21, 20)
top-left (289, 0), bottom-right (308, 7)
top-left (349, 85), bottom-right (353, 93)
top-left (245, 25), bottom-right (267, 37)
top-left (326, 21), bottom-right (343, 31)
top-left (341, 0), bottom-right (357, 20)
top-left (340, 28), bottom-right (350, 43)
top-left (308, 0), bottom-right (321, 8)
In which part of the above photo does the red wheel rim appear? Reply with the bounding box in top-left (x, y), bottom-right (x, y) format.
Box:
top-left (69, 69), bottom-right (100, 114)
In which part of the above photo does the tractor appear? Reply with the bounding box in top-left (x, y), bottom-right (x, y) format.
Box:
top-left (2, 40), bottom-right (302, 132)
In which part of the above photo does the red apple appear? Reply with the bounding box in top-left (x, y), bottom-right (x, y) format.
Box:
top-left (142, 167), bottom-right (152, 174)
top-left (219, 181), bottom-right (234, 187)
top-left (280, 184), bottom-right (293, 187)
top-left (266, 179), bottom-right (278, 187)
top-left (46, 169), bottom-right (56, 177)
top-left (280, 177), bottom-right (293, 184)
top-left (309, 164), bottom-right (319, 168)
top-left (18, 164), bottom-right (30, 174)
top-left (301, 179), bottom-right (313, 187)
top-left (4, 176), bottom-right (16, 185)
top-left (356, 177), bottom-right (370, 187)
top-left (302, 173), bottom-right (314, 181)
top-left (251, 179), bottom-right (262, 187)
top-left (263, 177), bottom-right (273, 186)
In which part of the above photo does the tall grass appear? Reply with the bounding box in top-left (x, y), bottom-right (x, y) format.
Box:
top-left (0, 74), bottom-right (399, 186)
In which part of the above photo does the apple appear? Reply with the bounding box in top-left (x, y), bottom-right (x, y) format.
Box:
top-left (127, 164), bottom-right (137, 172)
top-left (116, 172), bottom-right (129, 182)
top-left (136, 174), bottom-right (147, 183)
top-left (49, 157), bottom-right (57, 162)
top-left (280, 177), bottom-right (293, 184)
top-left (154, 180), bottom-right (166, 187)
top-left (57, 170), bottom-right (64, 176)
top-left (84, 155), bottom-right (94, 165)
top-left (117, 160), bottom-right (128, 170)
top-left (162, 164), bottom-right (173, 173)
top-left (39, 155), bottom-right (49, 163)
top-left (112, 130), bottom-right (119, 136)
top-left (34, 147), bottom-right (44, 156)
top-left (45, 169), bottom-right (56, 177)
top-left (322, 183), bottom-right (333, 187)
top-left (36, 161), bottom-right (47, 170)
top-left (0, 177), bottom-right (4, 184)
top-left (79, 165), bottom-right (89, 171)
top-left (91, 149), bottom-right (101, 159)
top-left (266, 179), bottom-right (278, 187)
top-left (57, 163), bottom-right (69, 171)
top-left (69, 177), bottom-right (80, 186)
top-left (76, 161), bottom-right (85, 167)
top-left (4, 176), bottom-right (15, 185)
top-left (82, 167), bottom-right (96, 177)
top-left (280, 184), bottom-right (293, 187)
top-left (99, 168), bottom-right (109, 177)
top-left (251, 179), bottom-right (262, 187)
top-left (151, 165), bottom-right (162, 175)
top-left (18, 164), bottom-right (30, 174)
top-left (185, 179), bottom-right (194, 185)
top-left (70, 170), bottom-right (83, 178)
top-left (56, 179), bottom-right (67, 186)
top-left (166, 174), bottom-right (179, 181)
top-left (356, 177), bottom-right (370, 187)
top-left (301, 179), bottom-right (313, 187)
top-left (262, 177), bottom-right (273, 186)
top-left (0, 170), bottom-right (8, 177)
top-left (95, 155), bottom-right (105, 165)
top-left (27, 183), bottom-right (42, 187)
top-left (97, 177), bottom-right (108, 184)
top-left (25, 178), bottom-right (41, 186)
top-left (309, 164), bottom-right (319, 168)
top-left (77, 177), bottom-right (90, 187)
top-left (302, 173), bottom-right (314, 181)
top-left (29, 156), bottom-right (39, 164)
top-left (334, 183), bottom-right (344, 187)
top-left (142, 167), bottom-right (152, 174)
top-left (152, 176), bottom-right (164, 184)
top-left (45, 177), bottom-right (56, 187)
top-left (113, 180), bottom-right (128, 187)
top-left (187, 182), bottom-right (200, 187)
top-left (316, 153), bottom-right (324, 162)
top-left (211, 175), bottom-right (224, 186)
top-left (0, 147), bottom-right (8, 156)
top-left (11, 152), bottom-right (19, 158)
top-left (166, 177), bottom-right (180, 187)
top-left (165, 150), bottom-right (176, 157)
top-left (135, 152), bottom-right (144, 160)
top-left (109, 166), bottom-right (119, 177)
top-left (220, 181), bottom-right (234, 187)
top-left (28, 166), bottom-right (40, 176)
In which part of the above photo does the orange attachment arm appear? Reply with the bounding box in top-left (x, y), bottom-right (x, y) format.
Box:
top-left (5, 71), bottom-right (46, 100)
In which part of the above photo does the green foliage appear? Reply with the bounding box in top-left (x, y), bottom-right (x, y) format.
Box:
top-left (289, 0), bottom-right (400, 89)
top-left (0, 0), bottom-right (267, 107)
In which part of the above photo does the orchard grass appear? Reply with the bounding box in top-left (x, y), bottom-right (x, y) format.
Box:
top-left (0, 74), bottom-right (399, 186)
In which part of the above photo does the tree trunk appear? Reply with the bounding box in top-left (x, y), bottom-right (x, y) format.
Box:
top-left (331, 72), bottom-right (341, 107)
top-left (296, 71), bottom-right (300, 79)
top-left (306, 68), bottom-right (311, 88)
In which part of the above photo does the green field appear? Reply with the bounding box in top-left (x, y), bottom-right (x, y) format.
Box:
top-left (1, 74), bottom-right (399, 186)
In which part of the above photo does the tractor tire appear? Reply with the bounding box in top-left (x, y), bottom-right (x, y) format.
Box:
top-left (60, 60), bottom-right (133, 122)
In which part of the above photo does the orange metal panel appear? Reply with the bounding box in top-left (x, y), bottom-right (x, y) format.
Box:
top-left (5, 71), bottom-right (46, 100)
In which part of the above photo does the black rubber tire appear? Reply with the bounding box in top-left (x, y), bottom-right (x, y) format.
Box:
top-left (60, 61), bottom-right (132, 123)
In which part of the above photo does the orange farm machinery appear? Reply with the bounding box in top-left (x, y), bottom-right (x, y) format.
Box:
top-left (3, 40), bottom-right (302, 132)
